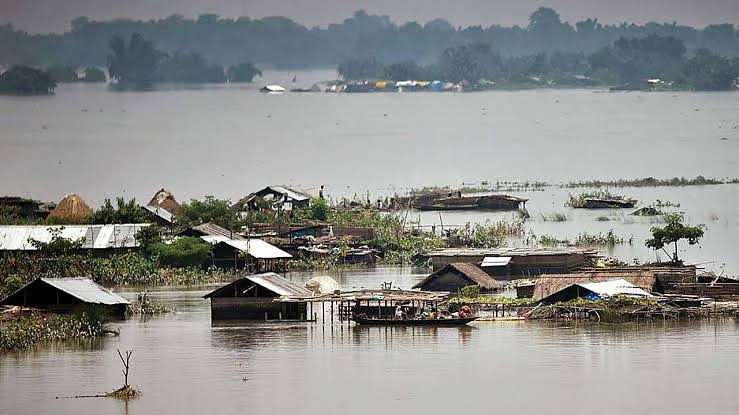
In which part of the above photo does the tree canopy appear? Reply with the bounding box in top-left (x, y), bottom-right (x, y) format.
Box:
top-left (2, 8), bottom-right (739, 70)
top-left (645, 213), bottom-right (705, 263)
top-left (0, 66), bottom-right (56, 95)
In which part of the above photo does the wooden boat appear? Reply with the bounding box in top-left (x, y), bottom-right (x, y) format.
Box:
top-left (353, 316), bottom-right (479, 326)
top-left (415, 194), bottom-right (527, 211)
top-left (581, 198), bottom-right (637, 209)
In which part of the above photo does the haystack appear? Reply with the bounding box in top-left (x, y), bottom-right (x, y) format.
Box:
top-left (47, 194), bottom-right (93, 221)
top-left (147, 188), bottom-right (181, 215)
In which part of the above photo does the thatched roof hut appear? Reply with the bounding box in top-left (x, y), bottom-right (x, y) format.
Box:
top-left (47, 194), bottom-right (93, 222)
top-left (147, 188), bottom-right (181, 215)
top-left (413, 262), bottom-right (501, 293)
top-left (533, 270), bottom-right (658, 300)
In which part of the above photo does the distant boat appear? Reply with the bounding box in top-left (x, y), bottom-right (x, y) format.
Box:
top-left (260, 84), bottom-right (286, 93)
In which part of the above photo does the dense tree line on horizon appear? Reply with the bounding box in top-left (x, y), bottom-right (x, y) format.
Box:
top-left (1, 8), bottom-right (739, 70)
top-left (107, 34), bottom-right (261, 86)
top-left (338, 35), bottom-right (739, 90)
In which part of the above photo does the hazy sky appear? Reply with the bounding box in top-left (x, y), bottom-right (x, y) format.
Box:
top-left (2, 0), bottom-right (738, 34)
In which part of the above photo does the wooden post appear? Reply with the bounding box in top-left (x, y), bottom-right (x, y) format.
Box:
top-left (330, 301), bottom-right (334, 324)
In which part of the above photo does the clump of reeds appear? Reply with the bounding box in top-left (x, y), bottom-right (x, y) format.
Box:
top-left (540, 212), bottom-right (568, 222)
top-left (563, 175), bottom-right (728, 188)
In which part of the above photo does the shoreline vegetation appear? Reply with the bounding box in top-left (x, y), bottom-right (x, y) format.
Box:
top-left (3, 9), bottom-right (739, 94)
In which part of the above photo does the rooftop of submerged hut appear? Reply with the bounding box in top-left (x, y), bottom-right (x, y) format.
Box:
top-left (277, 289), bottom-right (450, 303)
top-left (534, 270), bottom-right (658, 300)
top-left (412, 263), bottom-right (500, 291)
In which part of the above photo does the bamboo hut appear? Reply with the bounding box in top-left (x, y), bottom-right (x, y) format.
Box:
top-left (47, 194), bottom-right (93, 222)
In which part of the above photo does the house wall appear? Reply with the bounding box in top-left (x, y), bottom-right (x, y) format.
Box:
top-left (210, 297), bottom-right (307, 320)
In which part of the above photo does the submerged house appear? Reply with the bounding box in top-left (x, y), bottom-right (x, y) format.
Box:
top-left (533, 270), bottom-right (658, 301)
top-left (413, 263), bottom-right (501, 293)
top-left (424, 247), bottom-right (598, 278)
top-left (538, 279), bottom-right (652, 304)
top-left (203, 273), bottom-right (312, 320)
top-left (233, 185), bottom-right (312, 212)
top-left (208, 238), bottom-right (293, 271)
top-left (0, 277), bottom-right (129, 317)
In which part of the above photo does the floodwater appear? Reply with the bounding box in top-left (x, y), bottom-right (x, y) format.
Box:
top-left (1, 70), bottom-right (738, 272)
top-left (1, 273), bottom-right (738, 415)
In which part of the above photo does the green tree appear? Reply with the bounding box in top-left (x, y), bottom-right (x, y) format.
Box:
top-left (338, 58), bottom-right (384, 80)
top-left (107, 33), bottom-right (165, 85)
top-left (47, 65), bottom-right (79, 82)
top-left (82, 67), bottom-right (106, 82)
top-left (179, 196), bottom-right (243, 230)
top-left (227, 62), bottom-right (262, 82)
top-left (90, 197), bottom-right (150, 224)
top-left (680, 49), bottom-right (738, 90)
top-left (645, 213), bottom-right (705, 263)
top-left (148, 237), bottom-right (212, 268)
top-left (310, 197), bottom-right (329, 221)
top-left (0, 66), bottom-right (56, 95)
top-left (28, 227), bottom-right (85, 256)
top-left (156, 51), bottom-right (226, 83)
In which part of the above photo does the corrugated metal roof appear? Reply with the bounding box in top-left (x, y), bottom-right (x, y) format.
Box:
top-left (143, 205), bottom-right (174, 224)
top-left (40, 278), bottom-right (130, 305)
top-left (248, 273), bottom-right (310, 296)
top-left (481, 256), bottom-right (512, 267)
top-left (217, 238), bottom-right (292, 259)
top-left (203, 272), bottom-right (311, 298)
top-left (190, 223), bottom-right (244, 240)
top-left (0, 224), bottom-right (149, 250)
top-left (267, 186), bottom-right (311, 202)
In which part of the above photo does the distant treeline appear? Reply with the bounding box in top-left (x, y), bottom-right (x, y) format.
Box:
top-left (2, 8), bottom-right (739, 69)
top-left (339, 35), bottom-right (739, 90)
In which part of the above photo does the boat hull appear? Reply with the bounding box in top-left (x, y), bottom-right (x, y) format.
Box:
top-left (353, 317), bottom-right (479, 326)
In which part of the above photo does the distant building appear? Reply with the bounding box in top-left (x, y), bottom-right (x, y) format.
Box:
top-left (422, 247), bottom-right (598, 279)
top-left (413, 263), bottom-right (501, 293)
top-left (143, 188), bottom-right (181, 227)
top-left (0, 277), bottom-right (129, 317)
top-left (203, 273), bottom-right (311, 320)
top-left (0, 196), bottom-right (55, 219)
top-left (233, 185), bottom-right (312, 212)
top-left (0, 224), bottom-right (149, 252)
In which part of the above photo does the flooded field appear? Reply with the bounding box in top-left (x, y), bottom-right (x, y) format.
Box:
top-left (1, 276), bottom-right (738, 415)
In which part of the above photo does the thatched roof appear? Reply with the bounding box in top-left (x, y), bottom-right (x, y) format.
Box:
top-left (47, 194), bottom-right (93, 221)
top-left (147, 188), bottom-right (181, 215)
top-left (413, 262), bottom-right (501, 290)
top-left (533, 270), bottom-right (657, 300)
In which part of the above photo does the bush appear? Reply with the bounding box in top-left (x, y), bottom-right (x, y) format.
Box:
top-left (310, 197), bottom-right (329, 221)
top-left (149, 237), bottom-right (212, 268)
top-left (460, 285), bottom-right (480, 298)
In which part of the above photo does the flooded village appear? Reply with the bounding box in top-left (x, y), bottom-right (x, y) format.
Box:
top-left (3, 3), bottom-right (739, 414)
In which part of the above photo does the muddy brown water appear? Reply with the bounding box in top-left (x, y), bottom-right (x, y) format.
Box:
top-left (1, 268), bottom-right (738, 415)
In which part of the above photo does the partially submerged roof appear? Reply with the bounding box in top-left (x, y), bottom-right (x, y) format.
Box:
top-left (538, 278), bottom-right (652, 304)
top-left (233, 186), bottom-right (312, 210)
top-left (143, 205), bottom-right (174, 224)
top-left (534, 270), bottom-right (657, 300)
top-left (203, 272), bottom-right (311, 298)
top-left (425, 247), bottom-right (597, 258)
top-left (1, 277), bottom-right (129, 306)
top-left (413, 263), bottom-right (500, 290)
top-left (0, 224), bottom-right (149, 250)
top-left (279, 289), bottom-right (450, 303)
top-left (212, 238), bottom-right (292, 259)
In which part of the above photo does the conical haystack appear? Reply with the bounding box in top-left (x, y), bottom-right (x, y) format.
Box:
top-left (47, 194), bottom-right (93, 221)
top-left (147, 188), bottom-right (181, 215)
